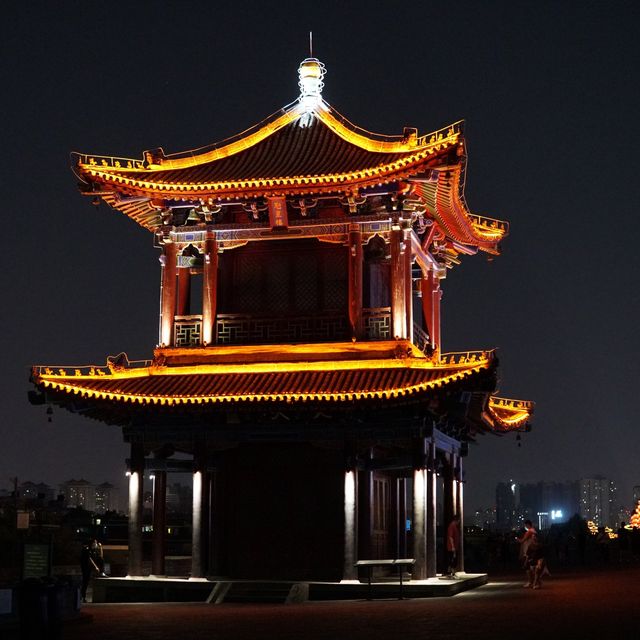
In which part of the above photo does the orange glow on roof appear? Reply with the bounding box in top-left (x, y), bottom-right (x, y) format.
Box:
top-left (487, 396), bottom-right (534, 431)
top-left (33, 348), bottom-right (494, 407)
top-left (77, 104), bottom-right (462, 174)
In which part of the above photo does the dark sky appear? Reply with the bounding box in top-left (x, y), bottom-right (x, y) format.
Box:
top-left (2, 1), bottom-right (639, 511)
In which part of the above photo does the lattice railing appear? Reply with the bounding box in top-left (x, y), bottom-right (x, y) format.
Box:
top-left (216, 312), bottom-right (349, 345)
top-left (363, 307), bottom-right (391, 340)
top-left (174, 315), bottom-right (203, 347)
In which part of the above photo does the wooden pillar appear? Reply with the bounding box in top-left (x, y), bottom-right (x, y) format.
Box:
top-left (426, 441), bottom-right (437, 577)
top-left (206, 471), bottom-right (219, 576)
top-left (455, 455), bottom-right (464, 572)
top-left (421, 270), bottom-right (442, 352)
top-left (403, 228), bottom-right (413, 342)
top-left (357, 449), bottom-right (373, 564)
top-left (151, 470), bottom-right (167, 576)
top-left (412, 437), bottom-right (427, 580)
top-left (202, 232), bottom-right (218, 346)
top-left (159, 242), bottom-right (177, 347)
top-left (342, 468), bottom-right (358, 581)
top-left (347, 225), bottom-right (363, 340)
top-left (442, 452), bottom-right (455, 572)
top-left (390, 225), bottom-right (407, 339)
top-left (127, 442), bottom-right (144, 577)
top-left (432, 276), bottom-right (442, 352)
top-left (191, 451), bottom-right (206, 579)
top-left (177, 267), bottom-right (191, 316)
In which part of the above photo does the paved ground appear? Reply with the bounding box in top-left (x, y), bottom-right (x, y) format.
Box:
top-left (65, 566), bottom-right (640, 640)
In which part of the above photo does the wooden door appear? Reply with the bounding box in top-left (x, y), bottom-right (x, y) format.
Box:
top-left (372, 473), bottom-right (391, 559)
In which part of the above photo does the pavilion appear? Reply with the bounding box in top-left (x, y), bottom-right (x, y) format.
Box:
top-left (30, 57), bottom-right (533, 585)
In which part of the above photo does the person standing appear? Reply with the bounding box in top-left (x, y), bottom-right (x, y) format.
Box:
top-left (90, 538), bottom-right (107, 576)
top-left (446, 514), bottom-right (461, 578)
top-left (517, 520), bottom-right (538, 587)
top-left (80, 541), bottom-right (98, 602)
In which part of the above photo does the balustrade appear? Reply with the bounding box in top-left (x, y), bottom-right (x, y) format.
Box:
top-left (174, 314), bottom-right (203, 347)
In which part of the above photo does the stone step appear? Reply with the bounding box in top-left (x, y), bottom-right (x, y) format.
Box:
top-left (221, 582), bottom-right (302, 604)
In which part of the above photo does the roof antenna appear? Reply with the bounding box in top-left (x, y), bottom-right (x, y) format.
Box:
top-left (309, 31), bottom-right (313, 58)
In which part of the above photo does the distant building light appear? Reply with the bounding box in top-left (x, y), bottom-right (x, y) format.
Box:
top-left (551, 510), bottom-right (563, 520)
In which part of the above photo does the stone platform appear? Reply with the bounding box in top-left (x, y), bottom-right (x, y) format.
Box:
top-left (91, 573), bottom-right (487, 604)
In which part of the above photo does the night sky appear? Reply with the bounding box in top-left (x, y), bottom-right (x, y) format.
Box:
top-left (2, 1), bottom-right (639, 511)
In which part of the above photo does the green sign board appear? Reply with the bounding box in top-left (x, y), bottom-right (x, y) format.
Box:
top-left (23, 543), bottom-right (51, 579)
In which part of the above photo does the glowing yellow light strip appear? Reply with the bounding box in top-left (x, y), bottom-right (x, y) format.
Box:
top-left (39, 364), bottom-right (487, 406)
top-left (82, 146), bottom-right (441, 195)
top-left (489, 409), bottom-right (531, 426)
top-left (36, 352), bottom-right (492, 381)
top-left (316, 109), bottom-right (461, 154)
top-left (489, 396), bottom-right (535, 411)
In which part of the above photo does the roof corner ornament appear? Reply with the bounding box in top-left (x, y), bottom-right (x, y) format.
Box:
top-left (297, 57), bottom-right (326, 128)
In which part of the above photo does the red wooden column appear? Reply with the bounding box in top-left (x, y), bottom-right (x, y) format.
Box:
top-left (202, 232), bottom-right (218, 346)
top-left (390, 225), bottom-right (407, 339)
top-left (159, 242), bottom-right (177, 347)
top-left (421, 269), bottom-right (442, 352)
top-left (347, 225), bottom-right (363, 340)
top-left (403, 227), bottom-right (414, 342)
top-left (151, 470), bottom-right (167, 576)
top-left (177, 266), bottom-right (191, 316)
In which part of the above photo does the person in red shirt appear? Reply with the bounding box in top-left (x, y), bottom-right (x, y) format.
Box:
top-left (446, 514), bottom-right (461, 578)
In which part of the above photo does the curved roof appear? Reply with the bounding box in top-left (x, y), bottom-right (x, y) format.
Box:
top-left (75, 103), bottom-right (462, 202)
top-left (73, 59), bottom-right (509, 255)
top-left (486, 396), bottom-right (534, 432)
top-left (32, 347), bottom-right (494, 407)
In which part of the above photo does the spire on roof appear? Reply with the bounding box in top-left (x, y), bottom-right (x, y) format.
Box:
top-left (297, 57), bottom-right (326, 127)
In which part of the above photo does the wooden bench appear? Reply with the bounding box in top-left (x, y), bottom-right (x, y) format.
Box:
top-left (354, 559), bottom-right (416, 600)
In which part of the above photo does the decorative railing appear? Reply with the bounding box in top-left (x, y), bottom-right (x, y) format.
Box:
top-left (412, 323), bottom-right (431, 353)
top-left (438, 351), bottom-right (492, 366)
top-left (216, 312), bottom-right (349, 345)
top-left (363, 307), bottom-right (391, 340)
top-left (174, 315), bottom-right (203, 347)
top-left (468, 214), bottom-right (509, 235)
top-left (32, 357), bottom-right (152, 378)
top-left (73, 151), bottom-right (145, 171)
top-left (489, 397), bottom-right (535, 411)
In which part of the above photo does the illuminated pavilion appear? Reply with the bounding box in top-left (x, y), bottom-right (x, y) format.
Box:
top-left (30, 58), bottom-right (532, 583)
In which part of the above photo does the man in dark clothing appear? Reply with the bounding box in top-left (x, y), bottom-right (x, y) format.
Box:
top-left (80, 542), bottom-right (95, 603)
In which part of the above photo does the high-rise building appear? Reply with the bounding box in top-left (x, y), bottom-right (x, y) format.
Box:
top-left (579, 477), bottom-right (616, 527)
top-left (95, 482), bottom-right (120, 514)
top-left (60, 479), bottom-right (96, 511)
top-left (496, 480), bottom-right (580, 530)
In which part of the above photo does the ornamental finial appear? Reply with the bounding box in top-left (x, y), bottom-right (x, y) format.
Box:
top-left (298, 57), bottom-right (325, 100)
top-left (298, 57), bottom-right (325, 126)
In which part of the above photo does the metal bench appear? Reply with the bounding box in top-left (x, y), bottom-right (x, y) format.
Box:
top-left (354, 559), bottom-right (416, 600)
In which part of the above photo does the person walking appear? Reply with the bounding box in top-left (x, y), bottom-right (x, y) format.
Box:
top-left (517, 520), bottom-right (540, 588)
